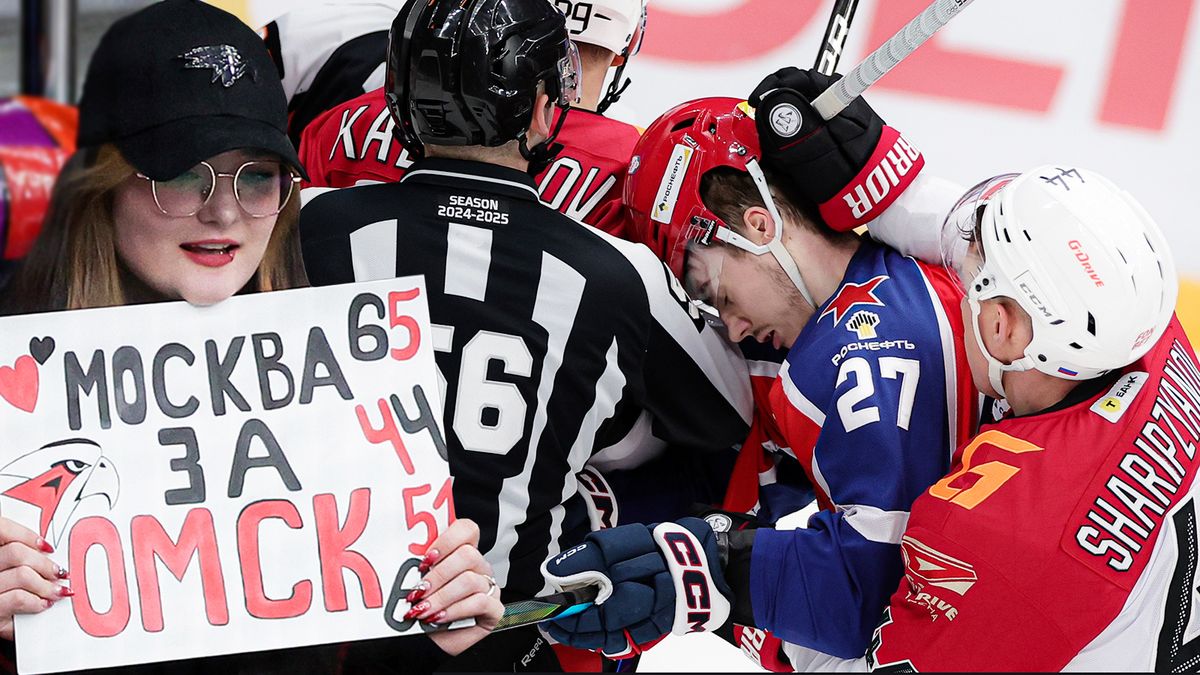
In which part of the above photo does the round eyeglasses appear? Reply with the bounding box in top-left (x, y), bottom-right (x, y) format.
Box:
top-left (136, 160), bottom-right (301, 218)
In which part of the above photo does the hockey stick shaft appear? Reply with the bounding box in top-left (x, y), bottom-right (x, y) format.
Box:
top-left (813, 0), bottom-right (860, 76)
top-left (811, 0), bottom-right (977, 120)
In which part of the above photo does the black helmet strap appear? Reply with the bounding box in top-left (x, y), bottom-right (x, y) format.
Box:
top-left (520, 103), bottom-right (570, 175)
top-left (597, 60), bottom-right (632, 114)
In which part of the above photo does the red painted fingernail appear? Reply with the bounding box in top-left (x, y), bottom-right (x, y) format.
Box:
top-left (43, 598), bottom-right (53, 609)
top-left (58, 586), bottom-right (74, 598)
top-left (418, 548), bottom-right (440, 574)
top-left (406, 588), bottom-right (425, 604)
top-left (56, 566), bottom-right (69, 579)
top-left (403, 601), bottom-right (430, 621)
top-left (421, 610), bottom-right (447, 625)
top-left (38, 538), bottom-right (54, 554)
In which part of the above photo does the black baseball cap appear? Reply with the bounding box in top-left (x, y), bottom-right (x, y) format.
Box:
top-left (77, 0), bottom-right (307, 180)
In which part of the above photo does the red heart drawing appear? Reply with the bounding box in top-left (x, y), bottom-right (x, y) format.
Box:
top-left (0, 355), bottom-right (39, 413)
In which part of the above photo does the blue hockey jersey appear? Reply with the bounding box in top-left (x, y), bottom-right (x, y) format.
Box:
top-left (751, 239), bottom-right (977, 658)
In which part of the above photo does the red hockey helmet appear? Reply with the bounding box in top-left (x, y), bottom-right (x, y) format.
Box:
top-left (626, 97), bottom-right (760, 280)
top-left (626, 97), bottom-right (814, 307)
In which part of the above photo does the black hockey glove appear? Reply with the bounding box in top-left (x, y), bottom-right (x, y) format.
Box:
top-left (748, 67), bottom-right (924, 231)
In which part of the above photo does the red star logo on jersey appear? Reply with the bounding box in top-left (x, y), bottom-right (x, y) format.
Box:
top-left (819, 275), bottom-right (889, 325)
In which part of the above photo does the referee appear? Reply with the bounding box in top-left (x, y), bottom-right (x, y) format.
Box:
top-left (299, 0), bottom-right (752, 668)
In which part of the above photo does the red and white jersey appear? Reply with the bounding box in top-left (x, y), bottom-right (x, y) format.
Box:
top-left (867, 316), bottom-right (1200, 671)
top-left (297, 87), bottom-right (640, 237)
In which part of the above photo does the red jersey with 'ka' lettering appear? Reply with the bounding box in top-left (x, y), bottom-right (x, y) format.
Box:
top-left (867, 316), bottom-right (1200, 672)
top-left (297, 87), bottom-right (640, 237)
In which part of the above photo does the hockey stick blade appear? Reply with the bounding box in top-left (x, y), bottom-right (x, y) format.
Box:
top-left (811, 0), bottom-right (977, 120)
top-left (493, 586), bottom-right (600, 632)
top-left (814, 0), bottom-right (860, 76)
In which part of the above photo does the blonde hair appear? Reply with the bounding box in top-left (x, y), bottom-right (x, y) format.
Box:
top-left (1, 145), bottom-right (306, 315)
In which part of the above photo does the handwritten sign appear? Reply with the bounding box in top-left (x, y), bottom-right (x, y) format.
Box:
top-left (0, 278), bottom-right (451, 673)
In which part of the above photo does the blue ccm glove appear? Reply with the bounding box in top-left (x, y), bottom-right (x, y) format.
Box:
top-left (541, 517), bottom-right (732, 659)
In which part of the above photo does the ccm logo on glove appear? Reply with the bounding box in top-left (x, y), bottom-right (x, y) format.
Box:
top-left (662, 532), bottom-right (715, 632)
top-left (554, 543), bottom-right (587, 566)
top-left (652, 521), bottom-right (731, 635)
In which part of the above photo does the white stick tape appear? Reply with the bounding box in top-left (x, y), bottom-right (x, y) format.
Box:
top-left (811, 0), bottom-right (977, 120)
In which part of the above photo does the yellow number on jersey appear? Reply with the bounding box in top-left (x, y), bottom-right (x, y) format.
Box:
top-left (929, 430), bottom-right (1043, 510)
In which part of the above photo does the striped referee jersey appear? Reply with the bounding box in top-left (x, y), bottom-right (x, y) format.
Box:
top-left (299, 157), bottom-right (753, 598)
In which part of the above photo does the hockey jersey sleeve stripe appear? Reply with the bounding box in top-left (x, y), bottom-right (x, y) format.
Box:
top-left (808, 450), bottom-right (835, 506)
top-left (915, 263), bottom-right (965, 456)
top-left (751, 511), bottom-right (907, 658)
top-left (780, 360), bottom-right (826, 427)
top-left (748, 358), bottom-right (783, 379)
top-left (838, 504), bottom-right (911, 545)
top-left (782, 642), bottom-right (866, 672)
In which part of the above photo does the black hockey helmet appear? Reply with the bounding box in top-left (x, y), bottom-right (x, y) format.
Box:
top-left (386, 0), bottom-right (580, 161)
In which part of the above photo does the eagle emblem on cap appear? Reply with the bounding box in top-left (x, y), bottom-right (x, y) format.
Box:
top-left (178, 44), bottom-right (249, 87)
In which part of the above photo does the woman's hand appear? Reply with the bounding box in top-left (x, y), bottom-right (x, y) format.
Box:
top-left (408, 519), bottom-right (503, 656)
top-left (0, 517), bottom-right (71, 640)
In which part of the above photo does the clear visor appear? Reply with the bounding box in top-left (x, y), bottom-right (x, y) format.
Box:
top-left (940, 173), bottom-right (1019, 296)
top-left (629, 6), bottom-right (647, 58)
top-left (683, 237), bottom-right (732, 325)
top-left (679, 215), bottom-right (773, 325)
top-left (556, 41), bottom-right (583, 107)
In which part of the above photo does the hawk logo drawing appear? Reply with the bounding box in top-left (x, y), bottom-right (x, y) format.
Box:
top-left (0, 439), bottom-right (120, 547)
top-left (178, 45), bottom-right (249, 87)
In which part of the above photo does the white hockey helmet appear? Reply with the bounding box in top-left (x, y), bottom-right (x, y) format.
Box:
top-left (941, 165), bottom-right (1177, 397)
top-left (560, 0), bottom-right (647, 62)
top-left (558, 0), bottom-right (647, 112)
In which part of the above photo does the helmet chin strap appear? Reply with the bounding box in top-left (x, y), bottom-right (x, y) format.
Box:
top-left (968, 296), bottom-right (1035, 400)
top-left (520, 104), bottom-right (571, 174)
top-left (745, 158), bottom-right (816, 309)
